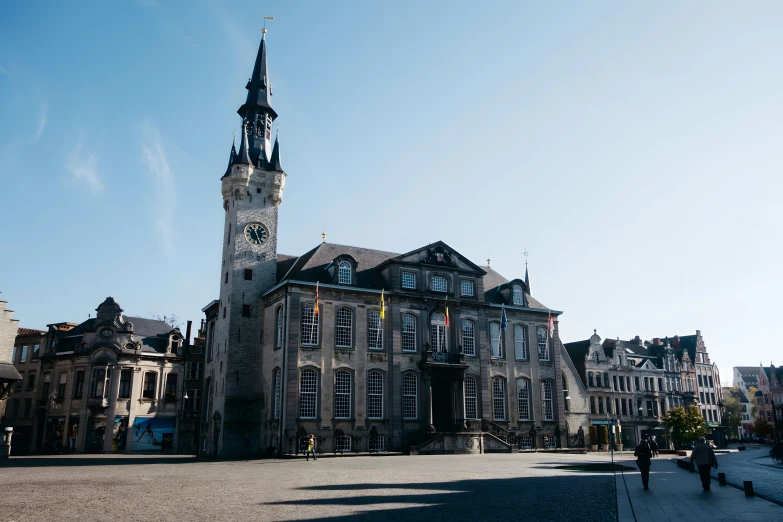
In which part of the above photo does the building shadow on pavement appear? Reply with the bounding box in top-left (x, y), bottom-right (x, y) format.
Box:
top-left (0, 456), bottom-right (204, 468)
top-left (261, 475), bottom-right (617, 522)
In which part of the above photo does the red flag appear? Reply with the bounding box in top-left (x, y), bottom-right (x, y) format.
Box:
top-left (314, 282), bottom-right (319, 315)
top-left (445, 305), bottom-right (450, 328)
top-left (548, 311), bottom-right (554, 337)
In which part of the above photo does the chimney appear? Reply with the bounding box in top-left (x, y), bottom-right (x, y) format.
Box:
top-left (185, 320), bottom-right (193, 347)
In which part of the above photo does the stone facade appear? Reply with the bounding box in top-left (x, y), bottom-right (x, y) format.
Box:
top-left (3, 328), bottom-right (46, 453)
top-left (0, 300), bottom-right (22, 419)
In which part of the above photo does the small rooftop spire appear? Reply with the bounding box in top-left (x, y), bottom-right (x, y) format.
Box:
top-left (222, 134), bottom-right (238, 177)
top-left (235, 124), bottom-right (252, 165)
top-left (238, 20), bottom-right (277, 120)
top-left (265, 132), bottom-right (283, 171)
top-left (523, 248), bottom-right (530, 292)
top-left (487, 257), bottom-right (491, 267)
top-left (321, 231), bottom-right (326, 243)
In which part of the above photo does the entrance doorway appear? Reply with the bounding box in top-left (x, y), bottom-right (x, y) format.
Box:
top-left (431, 379), bottom-right (453, 432)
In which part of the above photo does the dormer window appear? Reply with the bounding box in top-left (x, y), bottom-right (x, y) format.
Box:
top-left (338, 261), bottom-right (352, 284)
top-left (512, 284), bottom-right (524, 306)
top-left (431, 275), bottom-right (447, 293)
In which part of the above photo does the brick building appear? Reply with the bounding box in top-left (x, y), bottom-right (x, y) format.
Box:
top-left (202, 31), bottom-right (568, 457)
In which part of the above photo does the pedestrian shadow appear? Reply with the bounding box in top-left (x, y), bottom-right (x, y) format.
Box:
top-left (261, 475), bottom-right (617, 522)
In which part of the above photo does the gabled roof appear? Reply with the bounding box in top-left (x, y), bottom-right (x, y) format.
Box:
top-left (52, 316), bottom-right (173, 354)
top-left (563, 340), bottom-right (591, 385)
top-left (280, 243), bottom-right (398, 289)
top-left (381, 241), bottom-right (486, 275)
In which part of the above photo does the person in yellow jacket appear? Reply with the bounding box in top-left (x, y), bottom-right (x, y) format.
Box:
top-left (305, 434), bottom-right (317, 461)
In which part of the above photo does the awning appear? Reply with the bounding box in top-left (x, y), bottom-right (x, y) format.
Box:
top-left (0, 363), bottom-right (22, 381)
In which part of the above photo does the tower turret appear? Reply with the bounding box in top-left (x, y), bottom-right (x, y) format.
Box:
top-left (237, 29), bottom-right (277, 163)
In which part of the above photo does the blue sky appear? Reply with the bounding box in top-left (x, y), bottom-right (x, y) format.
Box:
top-left (1, 1), bottom-right (781, 382)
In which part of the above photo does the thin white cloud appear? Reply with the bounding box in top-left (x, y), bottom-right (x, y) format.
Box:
top-left (141, 123), bottom-right (176, 258)
top-left (66, 134), bottom-right (103, 193)
top-left (0, 64), bottom-right (9, 77)
top-left (31, 102), bottom-right (47, 142)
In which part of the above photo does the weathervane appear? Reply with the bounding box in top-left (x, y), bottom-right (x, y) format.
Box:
top-left (263, 15), bottom-right (274, 34)
top-left (523, 247), bottom-right (531, 267)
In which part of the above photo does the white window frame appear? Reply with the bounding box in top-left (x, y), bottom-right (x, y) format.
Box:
top-left (493, 377), bottom-right (507, 421)
top-left (490, 322), bottom-right (502, 358)
top-left (338, 261), bottom-right (351, 284)
top-left (301, 303), bottom-right (319, 346)
top-left (334, 370), bottom-right (352, 419)
top-left (299, 368), bottom-right (318, 419)
top-left (368, 309), bottom-right (382, 350)
top-left (401, 313), bottom-right (417, 352)
top-left (275, 306), bottom-right (283, 349)
top-left (401, 271), bottom-right (416, 290)
top-left (512, 285), bottom-right (524, 306)
top-left (335, 307), bottom-right (353, 348)
top-left (367, 371), bottom-right (384, 419)
top-left (430, 313), bottom-right (447, 352)
top-left (542, 380), bottom-right (554, 420)
top-left (518, 378), bottom-right (531, 420)
top-left (431, 275), bottom-right (447, 293)
top-left (461, 319), bottom-right (475, 356)
top-left (464, 376), bottom-right (478, 419)
top-left (403, 373), bottom-right (418, 420)
top-left (537, 327), bottom-right (549, 361)
top-left (460, 279), bottom-right (475, 297)
top-left (514, 324), bottom-right (528, 360)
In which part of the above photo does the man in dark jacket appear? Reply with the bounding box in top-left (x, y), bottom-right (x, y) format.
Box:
top-left (634, 435), bottom-right (653, 490)
top-left (649, 437), bottom-right (659, 457)
top-left (690, 437), bottom-right (718, 490)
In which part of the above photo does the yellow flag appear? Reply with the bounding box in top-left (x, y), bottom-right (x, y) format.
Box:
top-left (380, 290), bottom-right (385, 320)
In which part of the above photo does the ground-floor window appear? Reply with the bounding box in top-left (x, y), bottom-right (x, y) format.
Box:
top-left (518, 434), bottom-right (533, 449)
top-left (335, 435), bottom-right (352, 453)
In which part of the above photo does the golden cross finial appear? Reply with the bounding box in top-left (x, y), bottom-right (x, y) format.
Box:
top-left (487, 257), bottom-right (491, 266)
top-left (321, 231), bottom-right (326, 244)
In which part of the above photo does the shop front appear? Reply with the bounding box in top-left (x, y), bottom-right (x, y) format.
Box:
top-left (131, 417), bottom-right (176, 451)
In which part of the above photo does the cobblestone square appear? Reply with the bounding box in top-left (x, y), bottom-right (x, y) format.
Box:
top-left (1, 453), bottom-right (616, 521)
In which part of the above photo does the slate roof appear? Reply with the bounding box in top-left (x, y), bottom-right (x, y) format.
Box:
top-left (280, 243), bottom-right (398, 289)
top-left (479, 266), bottom-right (549, 310)
top-left (563, 339), bottom-right (591, 385)
top-left (52, 316), bottom-right (172, 354)
top-left (725, 387), bottom-right (749, 404)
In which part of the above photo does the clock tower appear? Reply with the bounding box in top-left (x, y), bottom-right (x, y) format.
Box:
top-left (209, 28), bottom-right (286, 456)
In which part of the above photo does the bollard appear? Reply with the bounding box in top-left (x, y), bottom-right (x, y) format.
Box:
top-left (744, 481), bottom-right (754, 497)
top-left (718, 473), bottom-right (726, 486)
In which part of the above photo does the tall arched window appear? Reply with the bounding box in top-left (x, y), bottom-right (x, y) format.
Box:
top-left (402, 313), bottom-right (416, 352)
top-left (492, 377), bottom-right (507, 421)
top-left (275, 306), bottom-right (283, 349)
top-left (338, 261), bottom-right (351, 284)
top-left (541, 380), bottom-right (554, 420)
top-left (430, 313), bottom-right (446, 352)
top-left (461, 319), bottom-right (475, 356)
top-left (512, 284), bottom-right (524, 306)
top-left (464, 376), bottom-right (478, 419)
top-left (514, 325), bottom-right (527, 360)
top-left (301, 303), bottom-right (319, 346)
top-left (403, 373), bottom-right (418, 419)
top-left (490, 322), bottom-right (502, 358)
top-left (272, 368), bottom-right (281, 420)
top-left (335, 307), bottom-right (353, 348)
top-left (299, 368), bottom-right (318, 419)
top-left (367, 371), bottom-right (384, 419)
top-left (517, 378), bottom-right (531, 420)
top-left (537, 327), bottom-right (549, 361)
top-left (334, 370), bottom-right (351, 419)
top-left (368, 310), bottom-right (382, 350)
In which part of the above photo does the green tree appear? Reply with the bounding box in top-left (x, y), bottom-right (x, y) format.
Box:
top-left (749, 386), bottom-right (759, 419)
top-left (662, 405), bottom-right (708, 448)
top-left (751, 418), bottom-right (771, 439)
top-left (722, 393), bottom-right (744, 438)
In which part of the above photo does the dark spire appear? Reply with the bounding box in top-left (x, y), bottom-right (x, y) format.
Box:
top-left (222, 135), bottom-right (237, 178)
top-left (237, 31), bottom-right (277, 120)
top-left (524, 263), bottom-right (530, 293)
top-left (265, 132), bottom-right (283, 171)
top-left (235, 124), bottom-right (252, 166)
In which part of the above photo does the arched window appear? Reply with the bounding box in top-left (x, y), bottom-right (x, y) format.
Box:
top-left (334, 370), bottom-right (352, 419)
top-left (401, 313), bottom-right (416, 352)
top-left (541, 380), bottom-right (554, 420)
top-left (338, 261), bottom-right (351, 284)
top-left (514, 325), bottom-right (527, 360)
top-left (517, 378), bottom-right (531, 420)
top-left (367, 371), bottom-right (384, 419)
top-left (537, 327), bottom-right (549, 361)
top-left (368, 310), bottom-right (382, 350)
top-left (461, 319), bottom-right (475, 356)
top-left (335, 307), bottom-right (353, 348)
top-left (299, 368), bottom-right (318, 419)
top-left (512, 284), bottom-right (524, 306)
top-left (301, 303), bottom-right (319, 346)
top-left (403, 373), bottom-right (418, 419)
top-left (272, 368), bottom-right (281, 420)
top-left (430, 313), bottom-right (446, 353)
top-left (490, 322), bottom-right (502, 358)
top-left (275, 306), bottom-right (283, 349)
top-left (464, 376), bottom-right (478, 419)
top-left (492, 377), bottom-right (507, 421)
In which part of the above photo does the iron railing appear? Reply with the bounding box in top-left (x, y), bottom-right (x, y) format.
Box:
top-left (287, 428), bottom-right (392, 455)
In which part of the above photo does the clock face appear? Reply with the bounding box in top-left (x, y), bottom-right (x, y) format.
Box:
top-left (244, 223), bottom-right (269, 245)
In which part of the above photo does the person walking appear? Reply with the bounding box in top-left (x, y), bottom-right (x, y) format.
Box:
top-left (690, 436), bottom-right (718, 491)
top-left (634, 435), bottom-right (653, 490)
top-left (305, 434), bottom-right (317, 461)
top-left (649, 436), bottom-right (659, 457)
